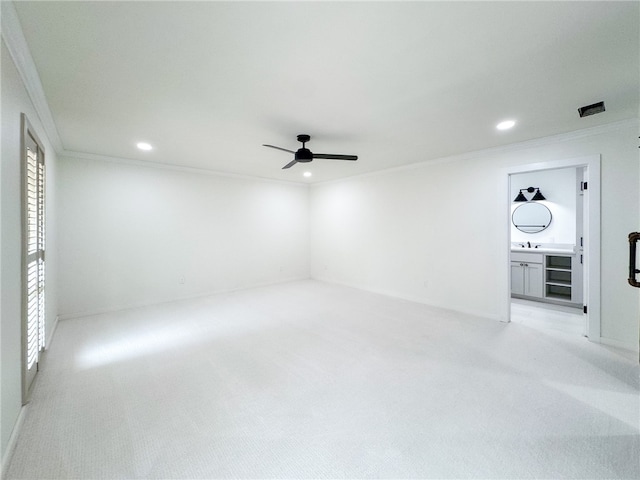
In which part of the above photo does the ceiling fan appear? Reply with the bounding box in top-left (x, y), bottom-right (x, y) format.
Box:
top-left (263, 134), bottom-right (358, 169)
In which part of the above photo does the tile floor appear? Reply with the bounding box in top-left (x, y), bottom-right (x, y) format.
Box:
top-left (511, 298), bottom-right (585, 336)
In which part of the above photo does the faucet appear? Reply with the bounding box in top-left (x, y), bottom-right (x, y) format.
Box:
top-left (527, 241), bottom-right (531, 248)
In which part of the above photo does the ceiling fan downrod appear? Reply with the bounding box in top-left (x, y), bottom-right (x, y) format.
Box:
top-left (295, 134), bottom-right (313, 163)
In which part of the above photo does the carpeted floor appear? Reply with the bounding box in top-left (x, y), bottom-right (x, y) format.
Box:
top-left (6, 280), bottom-right (639, 479)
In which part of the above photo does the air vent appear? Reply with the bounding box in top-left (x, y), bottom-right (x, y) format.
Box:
top-left (578, 101), bottom-right (605, 118)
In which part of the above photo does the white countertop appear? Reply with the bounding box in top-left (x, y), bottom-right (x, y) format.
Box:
top-left (510, 247), bottom-right (575, 255)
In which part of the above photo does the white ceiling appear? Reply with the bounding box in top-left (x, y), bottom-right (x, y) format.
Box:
top-left (12, 1), bottom-right (640, 183)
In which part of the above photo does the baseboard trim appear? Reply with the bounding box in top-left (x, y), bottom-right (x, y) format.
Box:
top-left (312, 276), bottom-right (503, 323)
top-left (597, 336), bottom-right (638, 354)
top-left (46, 315), bottom-right (60, 349)
top-left (57, 276), bottom-right (311, 321)
top-left (1, 404), bottom-right (28, 479)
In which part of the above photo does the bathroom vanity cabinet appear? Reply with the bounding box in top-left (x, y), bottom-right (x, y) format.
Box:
top-left (511, 251), bottom-right (581, 306)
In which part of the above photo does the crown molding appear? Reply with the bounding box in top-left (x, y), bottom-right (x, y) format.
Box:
top-left (63, 117), bottom-right (637, 188)
top-left (1, 1), bottom-right (63, 152)
top-left (60, 149), bottom-right (308, 187)
top-left (311, 118), bottom-right (639, 187)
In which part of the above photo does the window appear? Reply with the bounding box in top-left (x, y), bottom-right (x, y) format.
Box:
top-left (22, 114), bottom-right (45, 401)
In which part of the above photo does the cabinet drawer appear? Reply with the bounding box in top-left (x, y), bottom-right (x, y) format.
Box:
top-left (511, 252), bottom-right (543, 263)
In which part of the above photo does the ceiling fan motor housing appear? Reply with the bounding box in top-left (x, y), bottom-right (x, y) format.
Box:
top-left (295, 148), bottom-right (313, 162)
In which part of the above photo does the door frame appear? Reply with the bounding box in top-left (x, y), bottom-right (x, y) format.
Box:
top-left (505, 155), bottom-right (601, 341)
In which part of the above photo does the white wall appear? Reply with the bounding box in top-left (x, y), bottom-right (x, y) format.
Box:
top-left (1, 39), bottom-right (59, 466)
top-left (311, 155), bottom-right (506, 319)
top-left (57, 157), bottom-right (310, 318)
top-left (510, 168), bottom-right (576, 245)
top-left (310, 121), bottom-right (640, 351)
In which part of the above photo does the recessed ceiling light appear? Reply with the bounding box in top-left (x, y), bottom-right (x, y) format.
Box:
top-left (496, 120), bottom-right (516, 130)
top-left (303, 171), bottom-right (312, 178)
top-left (136, 142), bottom-right (153, 151)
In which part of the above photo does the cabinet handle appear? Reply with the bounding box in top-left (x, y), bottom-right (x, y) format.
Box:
top-left (524, 263), bottom-right (528, 267)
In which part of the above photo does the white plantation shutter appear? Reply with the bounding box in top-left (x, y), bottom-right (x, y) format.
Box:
top-left (37, 158), bottom-right (46, 351)
top-left (22, 114), bottom-right (45, 398)
top-left (26, 262), bottom-right (39, 369)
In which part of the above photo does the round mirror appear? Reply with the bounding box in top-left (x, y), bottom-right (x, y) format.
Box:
top-left (512, 203), bottom-right (552, 233)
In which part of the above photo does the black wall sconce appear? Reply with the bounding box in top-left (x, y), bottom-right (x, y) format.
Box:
top-left (514, 187), bottom-right (546, 202)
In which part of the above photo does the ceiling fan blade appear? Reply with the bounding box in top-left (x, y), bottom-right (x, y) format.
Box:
top-left (263, 144), bottom-right (295, 154)
top-left (313, 153), bottom-right (358, 161)
top-left (282, 160), bottom-right (298, 169)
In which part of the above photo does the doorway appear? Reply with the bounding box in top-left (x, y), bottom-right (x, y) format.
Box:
top-left (506, 156), bottom-right (601, 341)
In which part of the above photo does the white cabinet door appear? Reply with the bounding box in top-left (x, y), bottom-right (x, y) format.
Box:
top-left (511, 261), bottom-right (543, 298)
top-left (524, 262), bottom-right (543, 298)
top-left (511, 262), bottom-right (525, 295)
